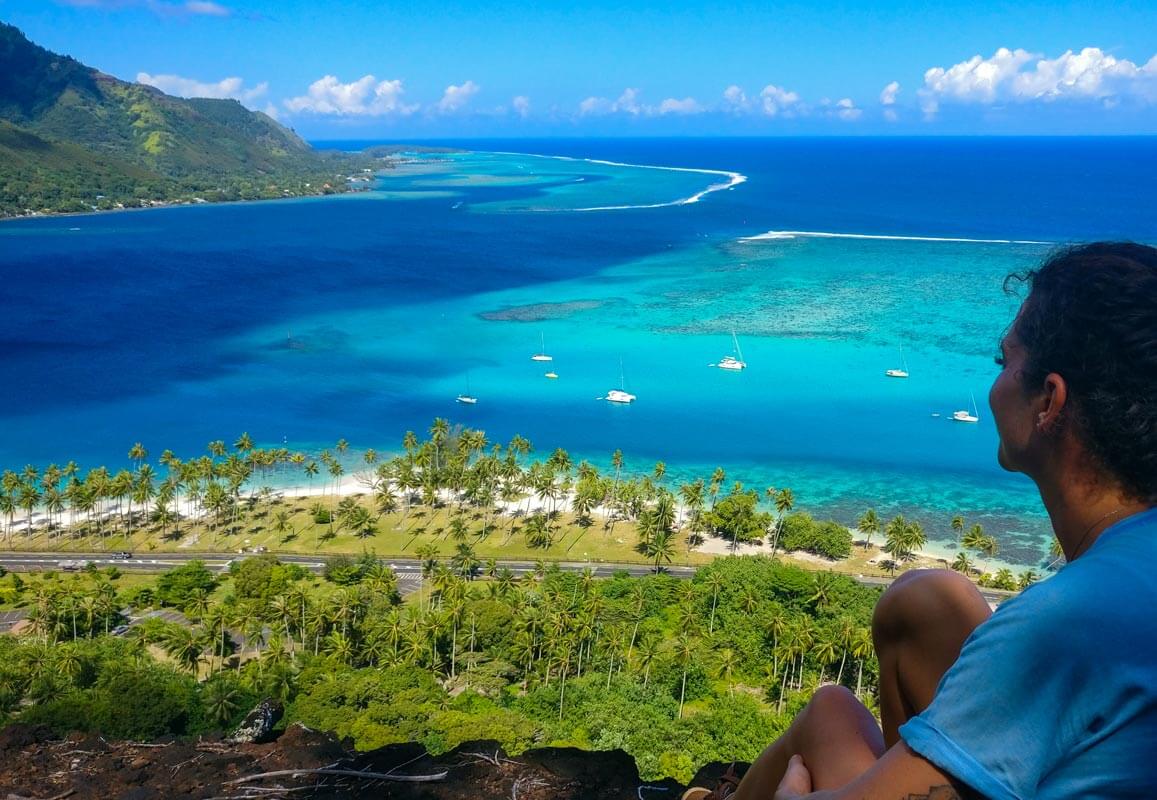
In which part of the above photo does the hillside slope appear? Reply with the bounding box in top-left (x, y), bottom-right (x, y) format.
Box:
top-left (0, 21), bottom-right (372, 216)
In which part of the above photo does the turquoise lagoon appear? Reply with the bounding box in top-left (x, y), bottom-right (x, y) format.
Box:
top-left (4, 139), bottom-right (1157, 565)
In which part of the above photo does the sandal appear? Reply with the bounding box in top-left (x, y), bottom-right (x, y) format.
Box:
top-left (680, 763), bottom-right (742, 800)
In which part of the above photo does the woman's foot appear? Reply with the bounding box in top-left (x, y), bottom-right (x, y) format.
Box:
top-left (680, 763), bottom-right (742, 800)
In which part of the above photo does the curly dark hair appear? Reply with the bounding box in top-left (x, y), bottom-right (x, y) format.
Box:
top-left (1005, 242), bottom-right (1157, 503)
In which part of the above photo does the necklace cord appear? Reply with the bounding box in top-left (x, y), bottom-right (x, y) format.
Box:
top-left (1070, 507), bottom-right (1124, 561)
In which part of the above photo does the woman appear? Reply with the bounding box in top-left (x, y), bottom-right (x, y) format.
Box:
top-left (685, 242), bottom-right (1157, 800)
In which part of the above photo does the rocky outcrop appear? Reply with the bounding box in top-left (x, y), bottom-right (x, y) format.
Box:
top-left (227, 699), bottom-right (283, 745)
top-left (0, 723), bottom-right (746, 800)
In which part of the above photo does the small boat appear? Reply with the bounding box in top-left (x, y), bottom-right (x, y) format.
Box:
top-left (545, 372), bottom-right (558, 379)
top-left (952, 392), bottom-right (980, 423)
top-left (456, 375), bottom-right (478, 404)
top-left (531, 332), bottom-right (553, 362)
top-left (885, 343), bottom-right (909, 378)
top-left (713, 331), bottom-right (747, 371)
top-left (603, 359), bottom-right (636, 403)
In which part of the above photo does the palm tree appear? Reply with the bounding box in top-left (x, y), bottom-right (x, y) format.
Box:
top-left (715, 646), bottom-right (740, 696)
top-left (708, 467), bottom-right (725, 510)
top-left (202, 678), bottom-right (243, 726)
top-left (850, 627), bottom-right (874, 699)
top-left (962, 523), bottom-right (986, 554)
top-left (813, 628), bottom-right (840, 684)
top-left (1017, 569), bottom-right (1039, 590)
top-left (770, 488), bottom-right (795, 555)
top-left (635, 635), bottom-right (661, 688)
top-left (858, 509), bottom-right (879, 550)
top-left (951, 514), bottom-right (965, 547)
top-left (450, 542), bottom-right (480, 579)
top-left (674, 634), bottom-right (697, 718)
top-left (644, 529), bottom-right (675, 573)
top-left (163, 625), bottom-right (206, 675)
top-left (705, 572), bottom-right (725, 634)
top-left (952, 552), bottom-right (975, 575)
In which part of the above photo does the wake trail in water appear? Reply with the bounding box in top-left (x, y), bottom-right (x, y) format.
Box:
top-left (486, 150), bottom-right (747, 211)
top-left (740, 230), bottom-right (1051, 245)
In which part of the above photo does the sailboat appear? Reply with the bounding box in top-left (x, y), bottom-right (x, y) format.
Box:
top-left (713, 331), bottom-right (747, 370)
top-left (885, 343), bottom-right (909, 378)
top-left (952, 391), bottom-right (980, 423)
top-left (603, 359), bottom-right (636, 404)
top-left (456, 375), bottom-right (478, 404)
top-left (530, 332), bottom-right (553, 362)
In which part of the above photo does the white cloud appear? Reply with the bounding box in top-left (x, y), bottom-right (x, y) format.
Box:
top-left (834, 97), bottom-right (862, 120)
top-left (284, 75), bottom-right (417, 116)
top-left (512, 95), bottom-right (530, 118)
top-left (578, 88), bottom-right (646, 116)
top-left (613, 88), bottom-right (642, 115)
top-left (181, 0), bottom-right (229, 15)
top-left (61, 0), bottom-right (233, 15)
top-left (437, 80), bottom-right (480, 113)
top-left (722, 85), bottom-right (751, 112)
top-left (879, 81), bottom-right (900, 105)
top-left (137, 72), bottom-right (266, 105)
top-left (759, 84), bottom-right (801, 116)
top-left (920, 47), bottom-right (1157, 115)
top-left (658, 97), bottom-right (703, 115)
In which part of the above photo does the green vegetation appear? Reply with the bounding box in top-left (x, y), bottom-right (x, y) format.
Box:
top-left (0, 423), bottom-right (1041, 780)
top-left (0, 23), bottom-right (389, 217)
top-left (0, 554), bottom-right (882, 782)
top-left (0, 421), bottom-right (901, 579)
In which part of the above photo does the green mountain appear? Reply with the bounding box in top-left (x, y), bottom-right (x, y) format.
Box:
top-left (0, 21), bottom-right (372, 216)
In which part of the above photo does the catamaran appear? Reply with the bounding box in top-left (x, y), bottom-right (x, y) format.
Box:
top-left (603, 360), bottom-right (636, 403)
top-left (952, 391), bottom-right (980, 423)
top-left (713, 331), bottom-right (747, 370)
top-left (885, 342), bottom-right (909, 378)
top-left (531, 332), bottom-right (553, 362)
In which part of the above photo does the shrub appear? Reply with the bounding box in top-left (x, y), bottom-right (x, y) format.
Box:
top-left (155, 561), bottom-right (217, 609)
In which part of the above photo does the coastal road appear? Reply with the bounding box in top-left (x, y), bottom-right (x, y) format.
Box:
top-left (0, 551), bottom-right (1014, 604)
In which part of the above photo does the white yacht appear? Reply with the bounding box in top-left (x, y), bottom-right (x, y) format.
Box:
top-left (604, 360), bottom-right (636, 403)
top-left (531, 332), bottom-right (553, 362)
top-left (952, 392), bottom-right (980, 423)
top-left (456, 375), bottom-right (477, 404)
top-left (714, 331), bottom-right (747, 370)
top-left (885, 343), bottom-right (909, 378)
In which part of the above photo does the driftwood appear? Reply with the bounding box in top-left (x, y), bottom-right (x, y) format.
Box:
top-left (225, 767), bottom-right (449, 785)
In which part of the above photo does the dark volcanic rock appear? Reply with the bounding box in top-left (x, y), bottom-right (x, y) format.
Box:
top-left (0, 726), bottom-right (743, 800)
top-left (227, 698), bottom-right (283, 744)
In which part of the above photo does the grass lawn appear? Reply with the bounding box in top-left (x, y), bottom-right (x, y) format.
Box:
top-left (5, 494), bottom-right (712, 568)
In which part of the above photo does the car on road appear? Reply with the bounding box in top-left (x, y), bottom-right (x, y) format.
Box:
top-left (111, 551), bottom-right (133, 560)
top-left (111, 624), bottom-right (130, 636)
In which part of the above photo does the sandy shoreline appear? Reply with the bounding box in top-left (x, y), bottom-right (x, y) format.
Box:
top-left (2, 467), bottom-right (1029, 575)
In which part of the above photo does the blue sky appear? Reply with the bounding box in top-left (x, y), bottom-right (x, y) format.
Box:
top-left (3, 0), bottom-right (1156, 136)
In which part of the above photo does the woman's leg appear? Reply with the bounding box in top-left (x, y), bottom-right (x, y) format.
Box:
top-left (872, 569), bottom-right (992, 746)
top-left (730, 685), bottom-right (884, 797)
top-left (725, 570), bottom-right (992, 798)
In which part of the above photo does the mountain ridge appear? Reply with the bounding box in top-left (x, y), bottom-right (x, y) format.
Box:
top-left (0, 21), bottom-right (377, 217)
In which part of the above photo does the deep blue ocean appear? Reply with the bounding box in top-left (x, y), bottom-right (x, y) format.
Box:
top-left (3, 137), bottom-right (1155, 565)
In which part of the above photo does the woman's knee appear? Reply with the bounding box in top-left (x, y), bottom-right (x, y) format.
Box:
top-left (872, 569), bottom-right (990, 641)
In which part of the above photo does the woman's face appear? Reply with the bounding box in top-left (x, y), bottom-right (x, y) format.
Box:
top-left (989, 321), bottom-right (1039, 473)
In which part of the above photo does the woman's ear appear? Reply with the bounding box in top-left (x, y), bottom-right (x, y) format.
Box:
top-left (1037, 372), bottom-right (1069, 432)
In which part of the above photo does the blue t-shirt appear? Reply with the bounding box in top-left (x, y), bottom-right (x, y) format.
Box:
top-left (900, 507), bottom-right (1157, 799)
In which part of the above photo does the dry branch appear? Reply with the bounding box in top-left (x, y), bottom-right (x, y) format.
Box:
top-left (225, 767), bottom-right (448, 786)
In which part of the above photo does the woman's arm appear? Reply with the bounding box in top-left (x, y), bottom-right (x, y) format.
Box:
top-left (775, 744), bottom-right (975, 800)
